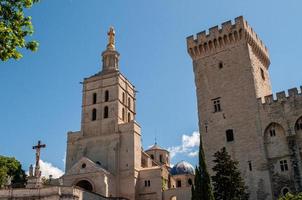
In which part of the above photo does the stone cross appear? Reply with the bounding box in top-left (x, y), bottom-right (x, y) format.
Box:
top-left (32, 140), bottom-right (46, 177)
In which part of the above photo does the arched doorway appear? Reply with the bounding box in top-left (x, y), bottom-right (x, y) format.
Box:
top-left (170, 196), bottom-right (177, 200)
top-left (75, 180), bottom-right (93, 192)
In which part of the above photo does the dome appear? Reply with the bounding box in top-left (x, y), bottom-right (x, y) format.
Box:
top-left (170, 161), bottom-right (195, 175)
top-left (146, 143), bottom-right (168, 152)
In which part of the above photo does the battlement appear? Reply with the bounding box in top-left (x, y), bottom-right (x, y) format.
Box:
top-left (258, 86), bottom-right (302, 105)
top-left (186, 16), bottom-right (270, 67)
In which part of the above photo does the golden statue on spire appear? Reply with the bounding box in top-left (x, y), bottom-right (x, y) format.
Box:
top-left (107, 26), bottom-right (115, 50)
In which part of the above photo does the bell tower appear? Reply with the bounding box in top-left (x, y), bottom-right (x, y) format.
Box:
top-left (79, 27), bottom-right (136, 137)
top-left (65, 27), bottom-right (141, 199)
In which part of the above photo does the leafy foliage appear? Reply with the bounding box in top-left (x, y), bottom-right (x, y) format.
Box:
top-left (191, 136), bottom-right (214, 200)
top-left (0, 0), bottom-right (39, 61)
top-left (211, 147), bottom-right (249, 200)
top-left (0, 156), bottom-right (27, 188)
top-left (279, 193), bottom-right (302, 200)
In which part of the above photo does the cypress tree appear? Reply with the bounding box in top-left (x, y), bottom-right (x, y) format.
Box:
top-left (211, 147), bottom-right (249, 200)
top-left (191, 134), bottom-right (214, 200)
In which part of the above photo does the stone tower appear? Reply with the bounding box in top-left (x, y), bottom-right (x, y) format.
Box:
top-left (63, 27), bottom-right (142, 199)
top-left (187, 16), bottom-right (274, 199)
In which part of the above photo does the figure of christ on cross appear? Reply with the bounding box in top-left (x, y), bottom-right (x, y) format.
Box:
top-left (32, 140), bottom-right (46, 177)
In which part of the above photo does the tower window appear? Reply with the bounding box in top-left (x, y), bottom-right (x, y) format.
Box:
top-left (280, 160), bottom-right (288, 172)
top-left (128, 112), bottom-right (131, 122)
top-left (188, 178), bottom-right (193, 186)
top-left (177, 180), bottom-right (181, 188)
top-left (150, 154), bottom-right (154, 159)
top-left (93, 93), bottom-right (97, 104)
top-left (212, 98), bottom-right (221, 112)
top-left (92, 108), bottom-right (97, 121)
top-left (148, 180), bottom-right (151, 187)
top-left (270, 128), bottom-right (276, 137)
top-left (128, 97), bottom-right (131, 108)
top-left (219, 62), bottom-right (223, 69)
top-left (104, 106), bottom-right (109, 119)
top-left (105, 90), bottom-right (109, 102)
top-left (159, 154), bottom-right (163, 163)
top-left (226, 129), bottom-right (234, 142)
top-left (122, 108), bottom-right (125, 121)
top-left (122, 92), bottom-right (125, 103)
top-left (248, 161), bottom-right (252, 171)
top-left (261, 68), bottom-right (265, 80)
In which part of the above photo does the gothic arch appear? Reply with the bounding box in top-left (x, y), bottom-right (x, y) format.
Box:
top-left (264, 122), bottom-right (289, 159)
top-left (75, 179), bottom-right (94, 192)
top-left (295, 116), bottom-right (302, 133)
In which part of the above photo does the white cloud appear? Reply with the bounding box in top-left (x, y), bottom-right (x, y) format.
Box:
top-left (26, 160), bottom-right (64, 179)
top-left (188, 150), bottom-right (199, 157)
top-left (39, 160), bottom-right (64, 178)
top-left (183, 131), bottom-right (200, 148)
top-left (168, 131), bottom-right (200, 158)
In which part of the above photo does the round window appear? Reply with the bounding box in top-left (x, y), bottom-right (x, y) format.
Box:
top-left (81, 163), bottom-right (86, 169)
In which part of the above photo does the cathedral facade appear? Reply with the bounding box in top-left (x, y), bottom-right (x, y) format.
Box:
top-left (60, 27), bottom-right (194, 200)
top-left (187, 16), bottom-right (302, 199)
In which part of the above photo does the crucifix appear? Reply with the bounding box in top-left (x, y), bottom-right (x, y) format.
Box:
top-left (32, 140), bottom-right (46, 177)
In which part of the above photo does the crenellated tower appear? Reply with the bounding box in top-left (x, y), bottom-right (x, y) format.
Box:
top-left (187, 16), bottom-right (274, 199)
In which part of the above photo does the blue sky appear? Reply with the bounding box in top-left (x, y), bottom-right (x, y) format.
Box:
top-left (0, 0), bottom-right (301, 175)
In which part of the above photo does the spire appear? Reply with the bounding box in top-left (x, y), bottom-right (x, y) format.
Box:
top-left (102, 26), bottom-right (120, 72)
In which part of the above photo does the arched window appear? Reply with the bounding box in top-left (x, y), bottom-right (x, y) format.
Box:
top-left (159, 154), bottom-right (163, 163)
top-left (122, 108), bottom-right (125, 121)
top-left (92, 93), bottom-right (97, 104)
top-left (128, 112), bottom-right (131, 122)
top-left (92, 109), bottom-right (97, 121)
top-left (122, 92), bottom-right (125, 103)
top-left (104, 90), bottom-right (109, 102)
top-left (188, 178), bottom-right (193, 186)
top-left (282, 187), bottom-right (290, 196)
top-left (128, 97), bottom-right (131, 108)
top-left (226, 129), bottom-right (234, 142)
top-left (103, 106), bottom-right (109, 119)
top-left (150, 154), bottom-right (154, 159)
top-left (295, 117), bottom-right (302, 131)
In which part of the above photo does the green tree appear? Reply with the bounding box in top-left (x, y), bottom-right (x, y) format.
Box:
top-left (279, 193), bottom-right (302, 200)
top-left (211, 147), bottom-right (249, 200)
top-left (0, 0), bottom-right (39, 61)
top-left (191, 134), bottom-right (214, 200)
top-left (0, 156), bottom-right (27, 188)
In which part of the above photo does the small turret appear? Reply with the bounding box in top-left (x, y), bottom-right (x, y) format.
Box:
top-left (101, 27), bottom-right (120, 72)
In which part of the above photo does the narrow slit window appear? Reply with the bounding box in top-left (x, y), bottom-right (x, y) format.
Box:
top-left (92, 108), bottom-right (97, 121)
top-left (261, 68), bottom-right (265, 80)
top-left (104, 106), bottom-right (109, 119)
top-left (270, 128), bottom-right (276, 137)
top-left (122, 108), bottom-right (125, 121)
top-left (248, 161), bottom-right (252, 171)
top-left (128, 112), bottom-right (131, 122)
top-left (93, 93), bottom-right (97, 104)
top-left (105, 90), bottom-right (109, 102)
